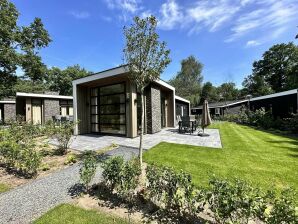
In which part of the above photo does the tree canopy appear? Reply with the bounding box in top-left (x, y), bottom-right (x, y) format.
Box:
top-left (243, 42), bottom-right (298, 96)
top-left (46, 65), bottom-right (91, 95)
top-left (169, 55), bottom-right (203, 106)
top-left (0, 0), bottom-right (51, 98)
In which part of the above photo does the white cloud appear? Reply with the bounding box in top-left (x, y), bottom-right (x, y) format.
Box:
top-left (140, 10), bottom-right (153, 19)
top-left (69, 11), bottom-right (90, 19)
top-left (104, 0), bottom-right (141, 13)
top-left (226, 0), bottom-right (298, 42)
top-left (103, 0), bottom-right (298, 45)
top-left (186, 0), bottom-right (240, 33)
top-left (246, 40), bottom-right (261, 47)
top-left (158, 0), bottom-right (183, 30)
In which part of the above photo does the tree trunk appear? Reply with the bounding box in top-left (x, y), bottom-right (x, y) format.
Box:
top-left (139, 90), bottom-right (144, 166)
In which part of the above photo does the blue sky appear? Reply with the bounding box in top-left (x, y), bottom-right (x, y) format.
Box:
top-left (12, 0), bottom-right (298, 87)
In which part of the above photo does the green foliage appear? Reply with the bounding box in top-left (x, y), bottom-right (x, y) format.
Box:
top-left (222, 108), bottom-right (298, 133)
top-left (64, 153), bottom-right (77, 165)
top-left (267, 188), bottom-right (297, 224)
top-left (47, 121), bottom-right (75, 155)
top-left (79, 151), bottom-right (97, 191)
top-left (101, 156), bottom-right (141, 200)
top-left (169, 55), bottom-right (203, 106)
top-left (46, 65), bottom-right (91, 95)
top-left (146, 164), bottom-right (198, 216)
top-left (0, 0), bottom-right (51, 98)
top-left (39, 163), bottom-right (50, 171)
top-left (217, 82), bottom-right (240, 102)
top-left (0, 135), bottom-right (41, 177)
top-left (243, 42), bottom-right (298, 96)
top-left (123, 16), bottom-right (171, 91)
top-left (207, 177), bottom-right (270, 223)
top-left (201, 82), bottom-right (220, 103)
top-left (102, 156), bottom-right (124, 190)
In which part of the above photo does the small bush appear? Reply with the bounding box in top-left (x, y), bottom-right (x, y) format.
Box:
top-left (49, 121), bottom-right (75, 155)
top-left (267, 188), bottom-right (297, 224)
top-left (146, 164), bottom-right (198, 218)
top-left (79, 151), bottom-right (97, 191)
top-left (101, 156), bottom-right (141, 201)
top-left (39, 163), bottom-right (50, 171)
top-left (0, 140), bottom-right (41, 177)
top-left (206, 177), bottom-right (270, 223)
top-left (101, 156), bottom-right (125, 191)
top-left (64, 153), bottom-right (78, 165)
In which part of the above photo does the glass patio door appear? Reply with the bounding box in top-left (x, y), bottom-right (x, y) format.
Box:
top-left (91, 83), bottom-right (126, 135)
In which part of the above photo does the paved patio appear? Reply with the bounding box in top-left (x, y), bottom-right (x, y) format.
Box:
top-left (63, 128), bottom-right (222, 152)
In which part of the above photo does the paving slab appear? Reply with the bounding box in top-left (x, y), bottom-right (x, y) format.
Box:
top-left (54, 128), bottom-right (222, 152)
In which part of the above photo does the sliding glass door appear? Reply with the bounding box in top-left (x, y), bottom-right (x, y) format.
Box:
top-left (91, 83), bottom-right (126, 135)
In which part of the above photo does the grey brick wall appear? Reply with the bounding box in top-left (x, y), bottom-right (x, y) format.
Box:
top-left (44, 99), bottom-right (60, 123)
top-left (4, 104), bottom-right (16, 122)
top-left (146, 84), bottom-right (161, 134)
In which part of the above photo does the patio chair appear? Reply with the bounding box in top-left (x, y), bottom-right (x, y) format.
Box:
top-left (180, 116), bottom-right (194, 134)
top-left (55, 115), bottom-right (62, 125)
top-left (60, 116), bottom-right (67, 123)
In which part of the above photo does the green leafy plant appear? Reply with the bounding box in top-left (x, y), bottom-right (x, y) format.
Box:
top-left (39, 163), bottom-right (50, 171)
top-left (146, 164), bottom-right (198, 218)
top-left (267, 188), bottom-right (297, 224)
top-left (64, 153), bottom-right (77, 165)
top-left (79, 151), bottom-right (97, 191)
top-left (49, 121), bottom-right (75, 155)
top-left (101, 156), bottom-right (141, 201)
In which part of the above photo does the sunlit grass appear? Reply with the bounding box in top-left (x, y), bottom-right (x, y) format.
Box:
top-left (144, 122), bottom-right (298, 192)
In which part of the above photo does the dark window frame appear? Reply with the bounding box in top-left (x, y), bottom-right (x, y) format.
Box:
top-left (90, 82), bottom-right (126, 135)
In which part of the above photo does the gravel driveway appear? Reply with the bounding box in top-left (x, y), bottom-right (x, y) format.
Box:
top-left (0, 146), bottom-right (139, 224)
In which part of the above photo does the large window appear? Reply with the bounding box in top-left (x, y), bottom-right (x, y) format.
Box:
top-left (91, 83), bottom-right (126, 135)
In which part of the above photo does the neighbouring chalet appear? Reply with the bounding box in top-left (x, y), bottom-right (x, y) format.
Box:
top-left (191, 89), bottom-right (298, 118)
top-left (16, 92), bottom-right (73, 124)
top-left (72, 65), bottom-right (190, 137)
top-left (0, 92), bottom-right (73, 125)
top-left (0, 99), bottom-right (16, 123)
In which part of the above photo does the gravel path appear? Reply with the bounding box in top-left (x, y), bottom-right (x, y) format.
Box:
top-left (0, 146), bottom-right (139, 224)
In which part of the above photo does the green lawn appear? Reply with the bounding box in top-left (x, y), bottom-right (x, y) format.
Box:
top-left (0, 183), bottom-right (10, 193)
top-left (34, 204), bottom-right (130, 224)
top-left (143, 122), bottom-right (298, 192)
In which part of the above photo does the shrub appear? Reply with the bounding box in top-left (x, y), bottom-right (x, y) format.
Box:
top-left (0, 140), bottom-right (41, 177)
top-left (146, 164), bottom-right (198, 217)
top-left (101, 156), bottom-right (125, 191)
top-left (64, 153), bottom-right (78, 165)
top-left (18, 142), bottom-right (41, 176)
top-left (80, 151), bottom-right (97, 191)
top-left (267, 188), bottom-right (297, 224)
top-left (206, 177), bottom-right (270, 223)
top-left (101, 156), bottom-right (141, 201)
top-left (49, 121), bottom-right (75, 155)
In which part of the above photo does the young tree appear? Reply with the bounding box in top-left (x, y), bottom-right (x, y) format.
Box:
top-left (169, 55), bottom-right (203, 106)
top-left (0, 0), bottom-right (51, 98)
top-left (123, 16), bottom-right (171, 165)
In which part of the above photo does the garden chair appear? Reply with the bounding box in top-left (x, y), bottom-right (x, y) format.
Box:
top-left (181, 116), bottom-right (194, 134)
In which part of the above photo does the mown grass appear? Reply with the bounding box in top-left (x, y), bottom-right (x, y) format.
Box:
top-left (0, 183), bottom-right (10, 193)
top-left (34, 204), bottom-right (130, 224)
top-left (143, 122), bottom-right (298, 192)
